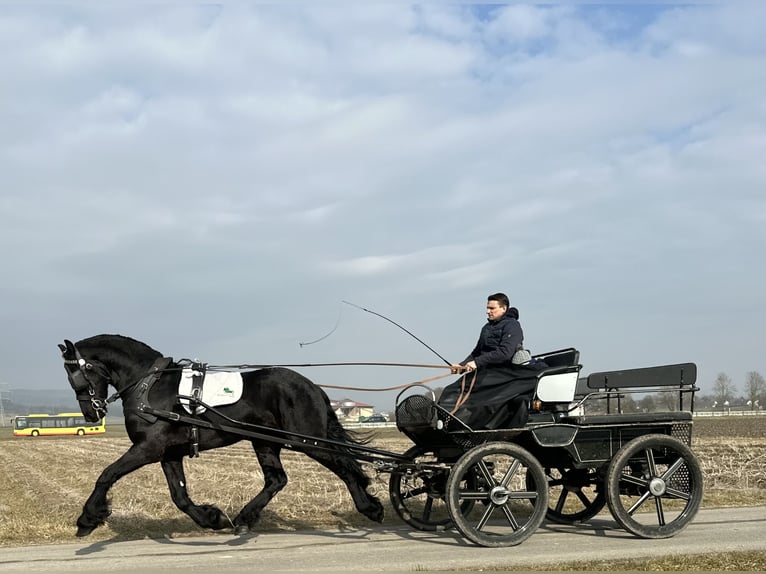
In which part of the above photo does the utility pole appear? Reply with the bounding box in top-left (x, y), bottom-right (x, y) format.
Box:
top-left (0, 382), bottom-right (11, 427)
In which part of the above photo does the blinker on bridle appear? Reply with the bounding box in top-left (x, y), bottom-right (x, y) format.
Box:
top-left (63, 347), bottom-right (112, 419)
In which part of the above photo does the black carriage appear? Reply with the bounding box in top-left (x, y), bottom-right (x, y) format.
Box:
top-left (388, 348), bottom-right (703, 547)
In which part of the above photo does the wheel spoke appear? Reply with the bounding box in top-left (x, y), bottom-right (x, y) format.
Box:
top-left (644, 448), bottom-right (658, 477)
top-left (620, 472), bottom-right (648, 489)
top-left (402, 486), bottom-right (428, 500)
top-left (627, 490), bottom-right (652, 515)
top-left (421, 496), bottom-right (434, 522)
top-left (554, 490), bottom-right (569, 513)
top-left (475, 503), bottom-right (495, 530)
top-left (654, 496), bottom-right (666, 526)
top-left (500, 459), bottom-right (521, 487)
top-left (459, 489), bottom-right (492, 501)
top-left (661, 457), bottom-right (686, 481)
top-left (575, 490), bottom-right (592, 507)
top-left (478, 461), bottom-right (497, 486)
top-left (500, 504), bottom-right (520, 529)
top-left (508, 490), bottom-right (538, 500)
top-left (664, 486), bottom-right (691, 501)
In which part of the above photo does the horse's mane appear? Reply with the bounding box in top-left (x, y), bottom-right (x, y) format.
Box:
top-left (75, 334), bottom-right (163, 362)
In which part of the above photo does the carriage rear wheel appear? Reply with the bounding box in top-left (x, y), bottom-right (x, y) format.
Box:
top-left (388, 445), bottom-right (475, 531)
top-left (606, 433), bottom-right (703, 539)
top-left (445, 442), bottom-right (548, 547)
top-left (532, 467), bottom-right (606, 524)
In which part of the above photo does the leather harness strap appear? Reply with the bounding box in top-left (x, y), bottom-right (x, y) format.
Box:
top-left (188, 362), bottom-right (206, 458)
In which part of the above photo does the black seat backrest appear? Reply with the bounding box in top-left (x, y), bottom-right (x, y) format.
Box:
top-left (573, 376), bottom-right (590, 398)
top-left (587, 362), bottom-right (697, 390)
top-left (533, 348), bottom-right (580, 368)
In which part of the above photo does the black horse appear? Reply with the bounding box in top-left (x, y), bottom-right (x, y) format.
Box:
top-left (58, 334), bottom-right (384, 537)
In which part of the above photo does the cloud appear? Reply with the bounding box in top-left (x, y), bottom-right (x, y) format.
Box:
top-left (327, 243), bottom-right (484, 277)
top-left (1, 2), bottom-right (765, 409)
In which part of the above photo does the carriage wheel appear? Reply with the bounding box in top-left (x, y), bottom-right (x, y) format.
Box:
top-left (606, 434), bottom-right (703, 539)
top-left (388, 445), bottom-right (475, 531)
top-left (530, 467), bottom-right (606, 524)
top-left (445, 442), bottom-right (548, 547)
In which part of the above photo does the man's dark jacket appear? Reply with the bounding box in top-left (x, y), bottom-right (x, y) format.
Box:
top-left (441, 313), bottom-right (540, 429)
top-left (462, 313), bottom-right (524, 368)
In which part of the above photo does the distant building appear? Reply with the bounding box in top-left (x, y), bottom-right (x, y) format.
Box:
top-left (330, 398), bottom-right (374, 421)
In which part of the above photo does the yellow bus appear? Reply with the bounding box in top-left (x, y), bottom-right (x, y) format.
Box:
top-left (12, 413), bottom-right (106, 437)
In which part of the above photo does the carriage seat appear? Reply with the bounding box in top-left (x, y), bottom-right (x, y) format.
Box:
top-left (534, 367), bottom-right (581, 403)
top-left (526, 348), bottom-right (583, 420)
top-left (583, 362), bottom-right (699, 414)
top-left (533, 347), bottom-right (580, 369)
top-left (586, 362), bottom-right (698, 391)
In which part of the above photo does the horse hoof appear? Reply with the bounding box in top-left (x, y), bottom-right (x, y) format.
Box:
top-left (365, 500), bottom-right (385, 523)
top-left (76, 526), bottom-right (95, 537)
top-left (234, 524), bottom-right (250, 536)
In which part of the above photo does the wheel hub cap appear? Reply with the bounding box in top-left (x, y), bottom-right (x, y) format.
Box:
top-left (490, 485), bottom-right (510, 505)
top-left (649, 477), bottom-right (666, 496)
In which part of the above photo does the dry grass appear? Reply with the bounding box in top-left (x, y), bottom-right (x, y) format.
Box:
top-left (462, 551), bottom-right (766, 571)
top-left (0, 429), bottom-right (411, 546)
top-left (0, 417), bottom-right (763, 549)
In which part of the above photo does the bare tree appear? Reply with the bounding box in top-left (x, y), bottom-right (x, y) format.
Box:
top-left (619, 393), bottom-right (638, 414)
top-left (744, 371), bottom-right (765, 410)
top-left (712, 372), bottom-right (736, 404)
top-left (655, 390), bottom-right (679, 411)
top-left (638, 394), bottom-right (655, 413)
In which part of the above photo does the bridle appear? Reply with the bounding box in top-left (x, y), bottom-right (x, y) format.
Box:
top-left (62, 346), bottom-right (113, 420)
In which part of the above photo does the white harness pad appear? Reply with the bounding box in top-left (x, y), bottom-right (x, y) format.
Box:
top-left (179, 368), bottom-right (243, 414)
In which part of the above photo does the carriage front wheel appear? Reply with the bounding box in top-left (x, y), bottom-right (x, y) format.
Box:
top-left (606, 433), bottom-right (703, 539)
top-left (445, 442), bottom-right (548, 547)
top-left (388, 445), bottom-right (476, 531)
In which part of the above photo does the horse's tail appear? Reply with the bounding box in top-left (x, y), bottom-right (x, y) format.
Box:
top-left (312, 392), bottom-right (384, 522)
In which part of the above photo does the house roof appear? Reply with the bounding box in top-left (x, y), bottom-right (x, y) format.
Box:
top-left (330, 398), bottom-right (374, 409)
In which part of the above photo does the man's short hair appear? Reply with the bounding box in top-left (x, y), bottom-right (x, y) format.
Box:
top-left (488, 292), bottom-right (510, 309)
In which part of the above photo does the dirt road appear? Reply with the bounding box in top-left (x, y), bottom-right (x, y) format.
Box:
top-left (1, 506), bottom-right (763, 573)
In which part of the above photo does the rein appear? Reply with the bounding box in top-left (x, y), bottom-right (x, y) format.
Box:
top-left (186, 360), bottom-right (458, 393)
top-left (204, 361), bottom-right (451, 371)
top-left (449, 369), bottom-right (478, 414)
top-left (65, 348), bottom-right (464, 418)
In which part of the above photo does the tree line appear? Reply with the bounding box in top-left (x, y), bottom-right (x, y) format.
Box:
top-left (699, 370), bottom-right (765, 411)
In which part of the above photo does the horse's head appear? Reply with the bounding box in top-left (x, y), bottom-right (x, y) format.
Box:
top-left (58, 339), bottom-right (112, 423)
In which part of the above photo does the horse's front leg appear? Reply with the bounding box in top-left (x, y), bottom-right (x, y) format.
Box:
top-left (77, 444), bottom-right (159, 537)
top-left (161, 457), bottom-right (231, 530)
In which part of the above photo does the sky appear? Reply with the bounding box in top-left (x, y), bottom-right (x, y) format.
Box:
top-left (1, 1), bottom-right (764, 413)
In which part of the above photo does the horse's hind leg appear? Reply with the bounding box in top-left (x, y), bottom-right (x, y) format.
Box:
top-left (232, 443), bottom-right (288, 535)
top-left (161, 458), bottom-right (231, 530)
top-left (305, 449), bottom-right (384, 523)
